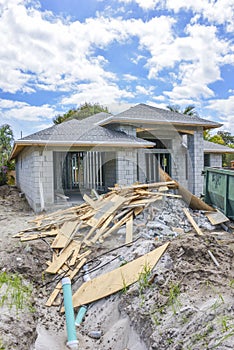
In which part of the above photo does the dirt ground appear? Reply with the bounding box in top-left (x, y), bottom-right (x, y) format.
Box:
top-left (0, 186), bottom-right (234, 350)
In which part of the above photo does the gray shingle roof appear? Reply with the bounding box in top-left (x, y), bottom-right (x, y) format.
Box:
top-left (204, 140), bottom-right (234, 153)
top-left (100, 103), bottom-right (221, 129)
top-left (17, 112), bottom-right (154, 147)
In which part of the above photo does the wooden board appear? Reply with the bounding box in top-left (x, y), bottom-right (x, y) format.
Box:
top-left (183, 208), bottom-right (204, 236)
top-left (51, 221), bottom-right (79, 249)
top-left (46, 240), bottom-right (81, 274)
top-left (205, 210), bottom-right (229, 225)
top-left (86, 195), bottom-right (126, 228)
top-left (125, 215), bottom-right (133, 244)
top-left (70, 242), bottom-right (169, 308)
top-left (45, 257), bottom-right (87, 307)
top-left (159, 168), bottom-right (214, 211)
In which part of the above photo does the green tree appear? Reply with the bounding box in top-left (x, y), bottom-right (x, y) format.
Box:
top-left (217, 131), bottom-right (234, 146)
top-left (0, 124), bottom-right (14, 185)
top-left (167, 104), bottom-right (198, 116)
top-left (53, 102), bottom-right (109, 124)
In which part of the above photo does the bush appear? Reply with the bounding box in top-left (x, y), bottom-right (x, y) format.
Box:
top-left (0, 166), bottom-right (8, 186)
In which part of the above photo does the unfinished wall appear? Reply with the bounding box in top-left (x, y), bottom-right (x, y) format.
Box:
top-left (103, 152), bottom-right (117, 190)
top-left (209, 154), bottom-right (222, 167)
top-left (137, 150), bottom-right (147, 183)
top-left (171, 136), bottom-right (188, 188)
top-left (187, 128), bottom-right (204, 196)
top-left (16, 147), bottom-right (54, 212)
top-left (116, 150), bottom-right (137, 186)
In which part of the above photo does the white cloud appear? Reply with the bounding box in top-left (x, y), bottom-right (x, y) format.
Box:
top-left (206, 95), bottom-right (234, 134)
top-left (61, 81), bottom-right (134, 106)
top-left (108, 102), bottom-right (135, 114)
top-left (136, 85), bottom-right (154, 95)
top-left (119, 0), bottom-right (162, 10)
top-left (123, 74), bottom-right (138, 81)
top-left (118, 0), bottom-right (234, 31)
top-left (158, 24), bottom-right (231, 101)
top-left (0, 98), bottom-right (56, 121)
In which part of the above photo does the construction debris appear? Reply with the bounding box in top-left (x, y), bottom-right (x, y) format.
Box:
top-left (13, 179), bottom-right (226, 312)
top-left (2, 178), bottom-right (234, 350)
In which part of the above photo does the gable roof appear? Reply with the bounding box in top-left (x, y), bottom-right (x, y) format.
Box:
top-left (100, 103), bottom-right (221, 130)
top-left (204, 140), bottom-right (234, 154)
top-left (10, 112), bottom-right (154, 159)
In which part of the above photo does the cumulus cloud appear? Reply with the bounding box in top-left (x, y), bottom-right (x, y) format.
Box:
top-left (61, 81), bottom-right (134, 106)
top-left (206, 95), bottom-right (234, 133)
top-left (0, 98), bottom-right (56, 121)
top-left (118, 0), bottom-right (234, 31)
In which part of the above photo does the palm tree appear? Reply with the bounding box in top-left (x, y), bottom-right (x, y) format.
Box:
top-left (167, 104), bottom-right (198, 116)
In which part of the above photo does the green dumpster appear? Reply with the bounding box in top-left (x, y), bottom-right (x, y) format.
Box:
top-left (204, 167), bottom-right (234, 220)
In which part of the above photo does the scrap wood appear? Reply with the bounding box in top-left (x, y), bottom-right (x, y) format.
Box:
top-left (86, 195), bottom-right (126, 228)
top-left (102, 210), bottom-right (135, 240)
top-left (109, 181), bottom-right (177, 192)
top-left (89, 213), bottom-right (115, 245)
top-left (45, 257), bottom-right (87, 307)
top-left (205, 210), bottom-right (229, 226)
top-left (19, 228), bottom-right (59, 242)
top-left (159, 168), bottom-right (215, 211)
top-left (51, 220), bottom-right (81, 249)
top-left (125, 215), bottom-right (133, 244)
top-left (208, 250), bottom-right (220, 268)
top-left (183, 208), bottom-right (204, 236)
top-left (68, 242), bottom-right (169, 309)
top-left (46, 240), bottom-right (81, 274)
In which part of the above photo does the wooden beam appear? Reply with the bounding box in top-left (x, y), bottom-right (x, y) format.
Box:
top-left (183, 208), bottom-right (204, 236)
top-left (125, 215), bottom-right (133, 244)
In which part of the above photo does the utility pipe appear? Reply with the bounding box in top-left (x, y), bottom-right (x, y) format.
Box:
top-left (75, 264), bottom-right (90, 326)
top-left (62, 277), bottom-right (79, 349)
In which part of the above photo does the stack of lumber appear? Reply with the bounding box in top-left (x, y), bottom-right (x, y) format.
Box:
top-left (14, 181), bottom-right (179, 306)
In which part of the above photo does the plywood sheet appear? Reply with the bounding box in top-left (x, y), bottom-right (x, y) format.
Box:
top-left (206, 210), bottom-right (229, 225)
top-left (71, 242), bottom-right (169, 308)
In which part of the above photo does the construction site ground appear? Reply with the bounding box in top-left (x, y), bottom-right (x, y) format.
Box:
top-left (0, 185), bottom-right (234, 350)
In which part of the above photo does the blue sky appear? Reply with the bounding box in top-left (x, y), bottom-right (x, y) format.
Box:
top-left (0, 0), bottom-right (234, 139)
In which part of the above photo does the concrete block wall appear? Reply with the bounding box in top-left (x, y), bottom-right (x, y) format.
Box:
top-left (187, 128), bottom-right (204, 196)
top-left (16, 147), bottom-right (54, 212)
top-left (171, 136), bottom-right (188, 188)
top-left (137, 149), bottom-right (147, 183)
top-left (209, 154), bottom-right (222, 167)
top-left (114, 124), bottom-right (136, 137)
top-left (103, 152), bottom-right (117, 189)
top-left (116, 150), bottom-right (137, 186)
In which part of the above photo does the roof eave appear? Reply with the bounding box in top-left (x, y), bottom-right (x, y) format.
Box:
top-left (99, 117), bottom-right (221, 129)
top-left (10, 140), bottom-right (155, 159)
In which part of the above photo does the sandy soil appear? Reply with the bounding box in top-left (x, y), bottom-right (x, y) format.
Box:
top-left (1, 186), bottom-right (234, 350)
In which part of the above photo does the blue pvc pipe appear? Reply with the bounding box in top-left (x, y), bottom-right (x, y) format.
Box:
top-left (62, 277), bottom-right (79, 349)
top-left (75, 305), bottom-right (88, 326)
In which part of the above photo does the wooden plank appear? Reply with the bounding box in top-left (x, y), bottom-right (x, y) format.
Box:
top-left (102, 210), bottom-right (134, 239)
top-left (51, 221), bottom-right (80, 249)
top-left (86, 195), bottom-right (126, 228)
top-left (183, 208), bottom-right (204, 236)
top-left (20, 229), bottom-right (58, 241)
top-left (70, 242), bottom-right (169, 309)
top-left (90, 213), bottom-right (115, 244)
top-left (125, 215), bottom-right (133, 244)
top-left (46, 240), bottom-right (81, 274)
top-left (83, 194), bottom-right (97, 209)
top-left (45, 258), bottom-right (87, 307)
top-left (159, 168), bottom-right (214, 211)
top-left (205, 210), bottom-right (229, 225)
top-left (108, 181), bottom-right (177, 191)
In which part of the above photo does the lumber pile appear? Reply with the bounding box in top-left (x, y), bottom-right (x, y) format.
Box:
top-left (14, 181), bottom-right (179, 306)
